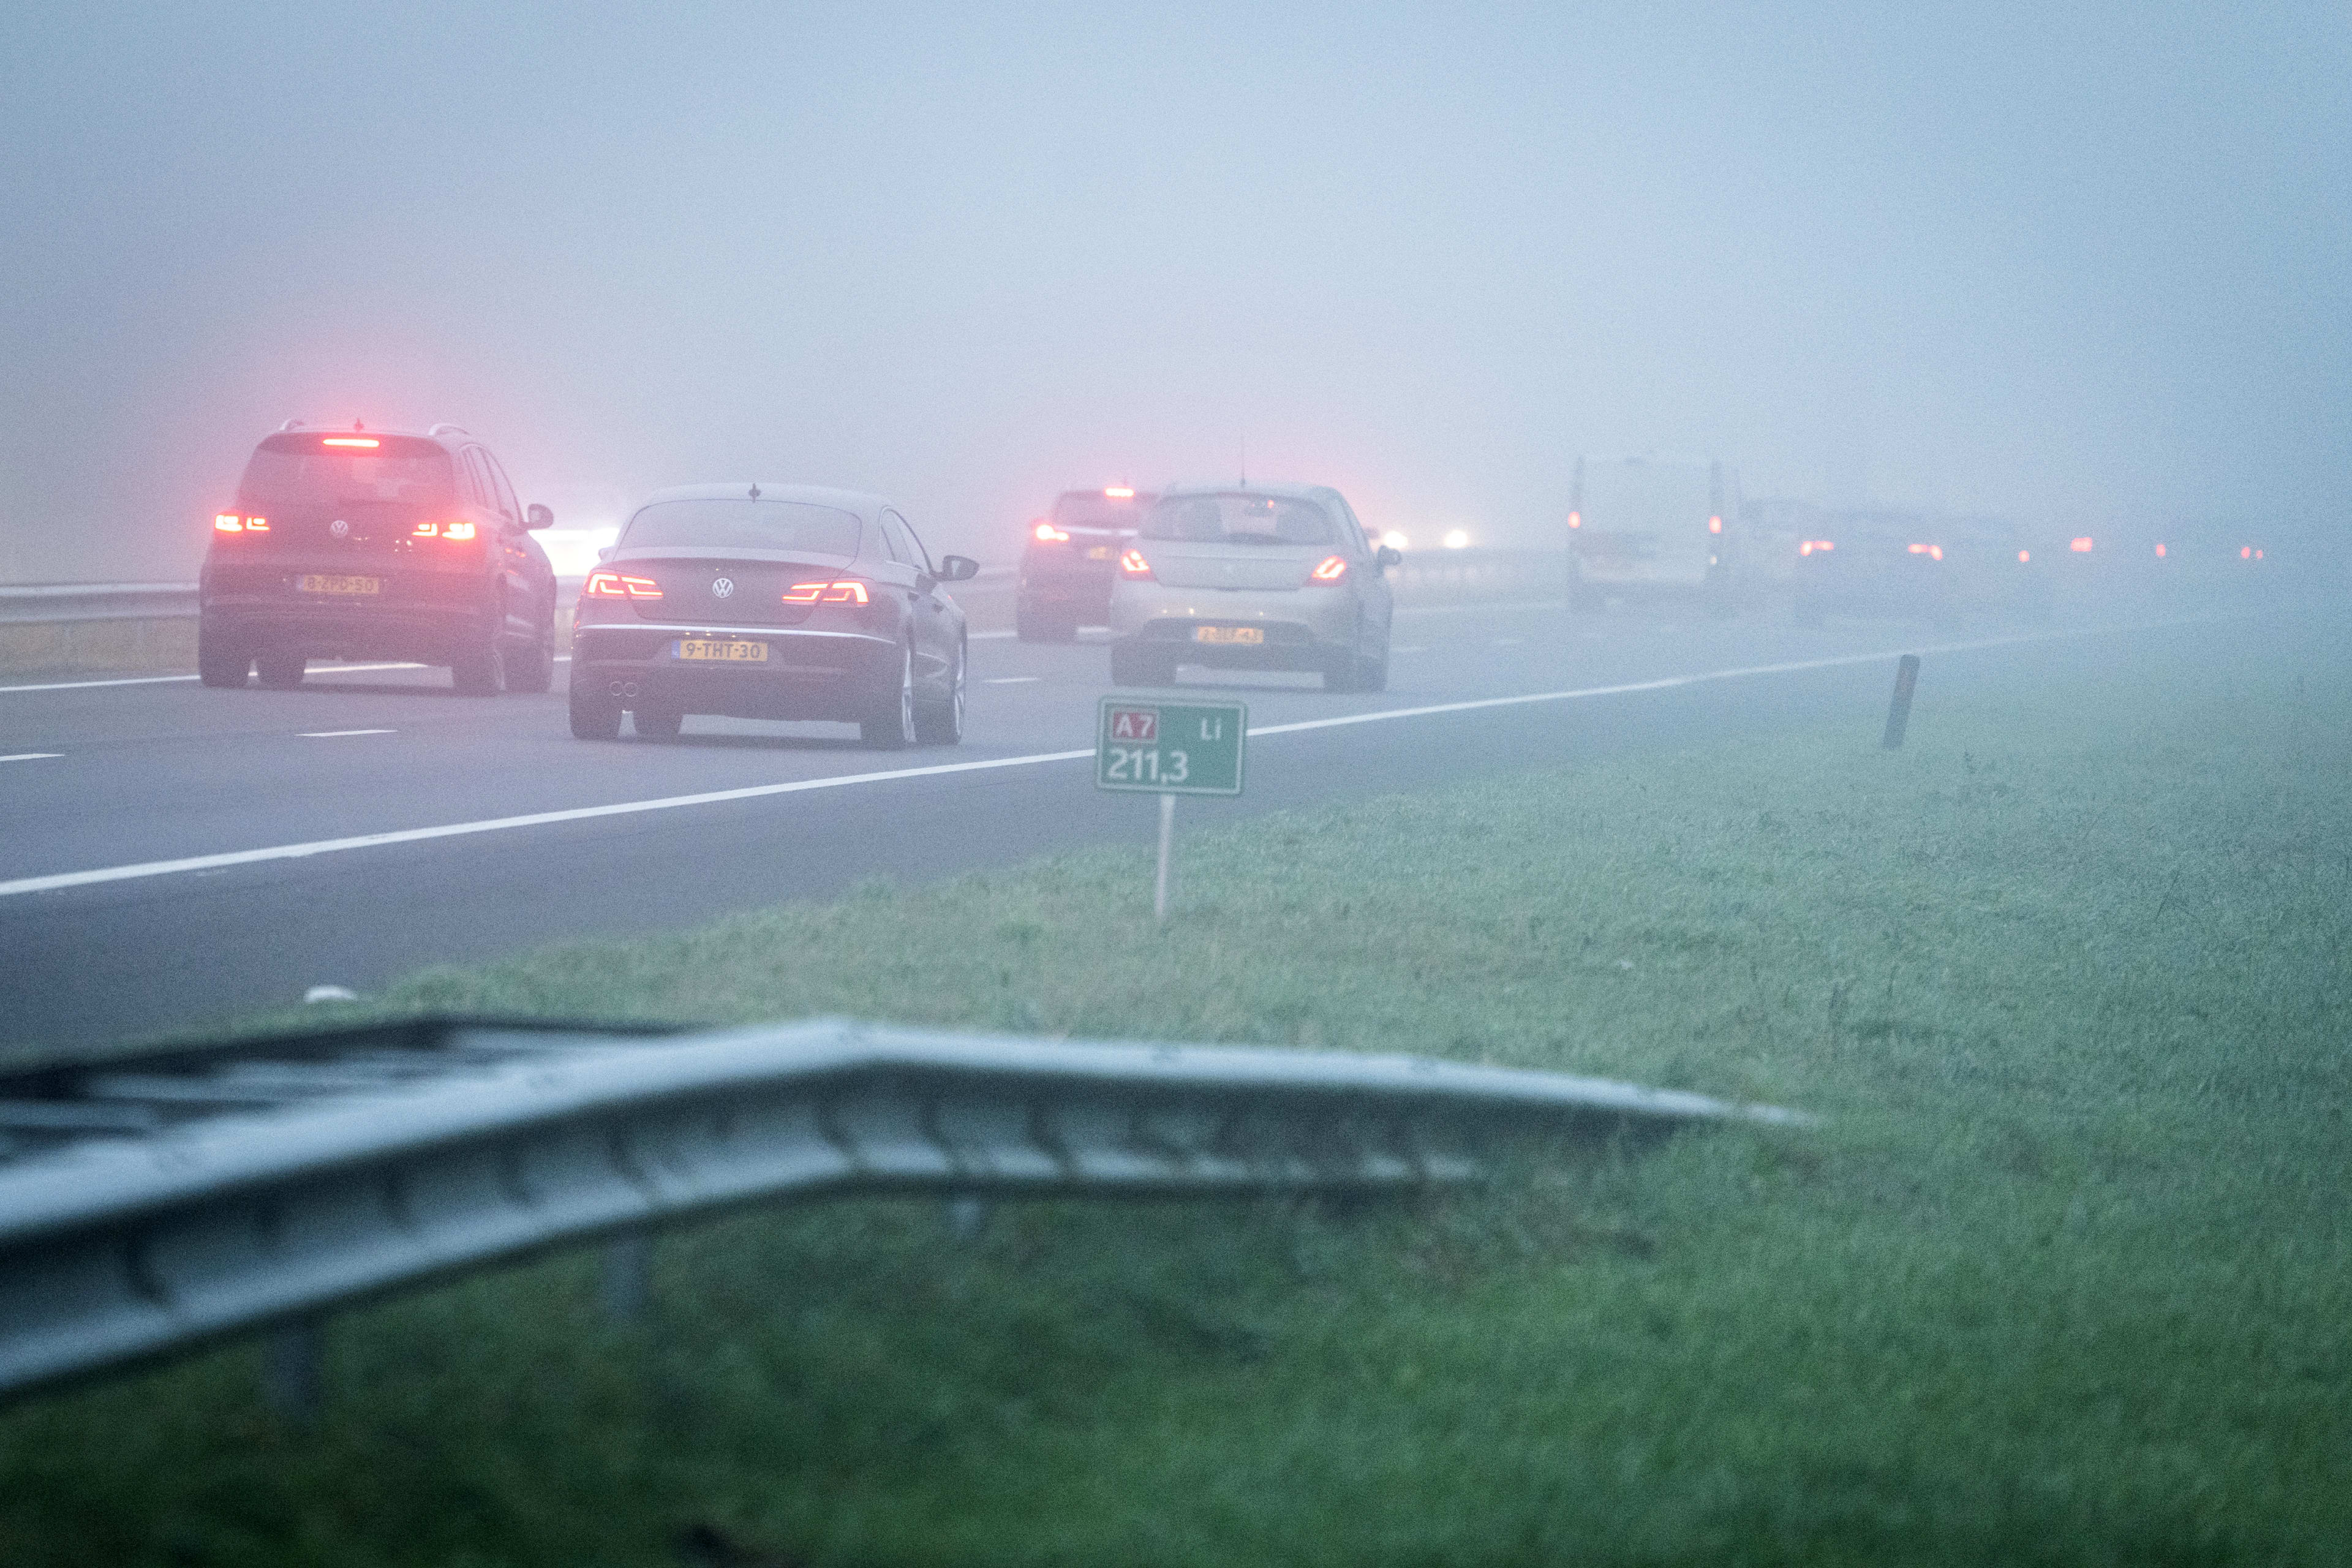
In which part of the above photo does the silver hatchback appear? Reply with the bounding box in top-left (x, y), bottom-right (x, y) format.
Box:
top-left (1107, 483), bottom-right (1400, 691)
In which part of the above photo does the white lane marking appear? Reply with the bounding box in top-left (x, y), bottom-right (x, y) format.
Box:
top-left (0, 620), bottom-right (2152, 902)
top-left (0, 753), bottom-right (62, 763)
top-left (0, 662), bottom-right (432, 696)
top-left (971, 630), bottom-right (1018, 639)
top-left (299, 729), bottom-right (396, 739)
top-left (1396, 599), bottom-right (1569, 618)
top-left (0, 748), bottom-right (1092, 899)
top-left (984, 676), bottom-right (1042, 685)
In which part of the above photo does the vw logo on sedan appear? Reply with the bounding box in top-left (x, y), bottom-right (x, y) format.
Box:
top-left (329, 519), bottom-right (349, 539)
top-left (710, 576), bottom-right (735, 598)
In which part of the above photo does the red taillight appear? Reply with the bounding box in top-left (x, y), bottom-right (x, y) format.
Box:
top-left (2018, 550), bottom-right (2031, 563)
top-left (1907, 543), bottom-right (1943, 561)
top-left (411, 520), bottom-right (478, 541)
top-left (1310, 554), bottom-right (1349, 582)
top-left (783, 579), bottom-right (870, 605)
top-left (1118, 548), bottom-right (1153, 580)
top-left (1567, 511), bottom-right (1581, 529)
top-left (1800, 539), bottom-right (1835, 556)
top-left (1708, 514), bottom-right (1723, 534)
top-left (1033, 521), bottom-right (1070, 543)
top-left (321, 437), bottom-right (380, 449)
top-left (584, 570), bottom-right (662, 599)
top-left (2070, 537), bottom-right (2094, 553)
top-left (214, 513), bottom-right (268, 533)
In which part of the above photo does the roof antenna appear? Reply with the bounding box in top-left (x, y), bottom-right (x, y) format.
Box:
top-left (748, 483), bottom-right (761, 500)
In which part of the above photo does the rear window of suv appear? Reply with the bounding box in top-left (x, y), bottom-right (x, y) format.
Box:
top-left (238, 434), bottom-right (456, 507)
top-left (621, 499), bottom-right (862, 556)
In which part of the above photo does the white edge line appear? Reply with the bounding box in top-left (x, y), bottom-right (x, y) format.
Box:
top-left (299, 729), bottom-right (396, 739)
top-left (0, 753), bottom-right (63, 763)
top-left (0, 661), bottom-right (432, 696)
top-left (0, 620), bottom-right (2164, 902)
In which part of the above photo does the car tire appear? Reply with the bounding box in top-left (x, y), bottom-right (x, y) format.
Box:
top-left (1355, 644), bottom-right (1389, 693)
top-left (450, 633), bottom-right (505, 695)
top-left (631, 706), bottom-right (682, 741)
top-left (1016, 606), bottom-right (1077, 643)
top-left (861, 639), bottom-right (917, 748)
top-left (505, 620), bottom-right (555, 693)
top-left (569, 684), bottom-right (622, 740)
top-left (255, 650), bottom-right (306, 690)
top-left (914, 636), bottom-right (966, 745)
top-left (197, 630), bottom-right (249, 688)
top-left (1109, 642), bottom-right (1171, 687)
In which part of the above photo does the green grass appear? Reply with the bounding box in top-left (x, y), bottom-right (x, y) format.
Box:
top-left (5, 640), bottom-right (2350, 1565)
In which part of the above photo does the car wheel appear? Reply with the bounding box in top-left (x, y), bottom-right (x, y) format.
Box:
top-left (568, 683), bottom-right (622, 739)
top-left (450, 633), bottom-right (505, 695)
top-left (1015, 605), bottom-right (1078, 643)
top-left (255, 650), bottom-right (306, 689)
top-left (914, 636), bottom-right (966, 745)
top-left (1355, 644), bottom-right (1389, 693)
top-left (505, 620), bottom-right (555, 693)
top-left (197, 628), bottom-right (249, 688)
top-left (861, 639), bottom-right (917, 748)
top-left (631, 706), bottom-right (682, 740)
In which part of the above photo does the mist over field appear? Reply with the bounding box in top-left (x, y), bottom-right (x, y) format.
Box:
top-left (2, 2), bottom-right (2346, 581)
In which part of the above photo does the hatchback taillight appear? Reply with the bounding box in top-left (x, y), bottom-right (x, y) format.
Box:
top-left (1118, 548), bottom-right (1153, 580)
top-left (1310, 554), bottom-right (1348, 582)
top-left (1033, 521), bottom-right (1070, 543)
top-left (412, 520), bottom-right (477, 541)
top-left (584, 570), bottom-right (663, 599)
top-left (214, 513), bottom-right (268, 533)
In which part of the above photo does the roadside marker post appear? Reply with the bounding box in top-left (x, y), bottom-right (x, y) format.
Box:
top-left (1882, 655), bottom-right (1921, 750)
top-left (1096, 696), bottom-right (1246, 924)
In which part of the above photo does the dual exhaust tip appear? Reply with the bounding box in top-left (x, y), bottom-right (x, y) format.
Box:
top-left (608, 680), bottom-right (642, 698)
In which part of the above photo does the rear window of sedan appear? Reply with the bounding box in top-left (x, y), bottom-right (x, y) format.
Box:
top-left (238, 434), bottom-right (456, 508)
top-left (621, 499), bottom-right (862, 555)
top-left (1141, 493), bottom-right (1338, 546)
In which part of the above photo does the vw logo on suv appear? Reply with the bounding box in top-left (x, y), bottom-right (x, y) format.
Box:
top-left (710, 576), bottom-right (735, 598)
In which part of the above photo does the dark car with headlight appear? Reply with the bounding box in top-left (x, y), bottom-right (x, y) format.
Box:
top-left (1791, 510), bottom-right (2043, 625)
top-left (198, 421), bottom-right (559, 693)
top-left (1016, 486), bottom-right (1156, 639)
top-left (569, 483), bottom-right (978, 746)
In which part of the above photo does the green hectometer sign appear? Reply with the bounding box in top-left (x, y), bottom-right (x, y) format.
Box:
top-left (1095, 698), bottom-right (1247, 796)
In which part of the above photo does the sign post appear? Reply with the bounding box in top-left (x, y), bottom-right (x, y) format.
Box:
top-left (1096, 697), bottom-right (1246, 924)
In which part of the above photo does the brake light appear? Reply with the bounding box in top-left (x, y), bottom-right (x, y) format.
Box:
top-left (1118, 548), bottom-right (1154, 579)
top-left (1800, 540), bottom-right (1834, 556)
top-left (2155, 543), bottom-right (2166, 558)
top-left (410, 520), bottom-right (478, 541)
top-left (321, 437), bottom-right (380, 449)
top-left (1907, 543), bottom-right (1943, 561)
top-left (246, 516), bottom-right (268, 532)
top-left (782, 579), bottom-right (870, 605)
top-left (214, 513), bottom-right (242, 533)
top-left (2018, 550), bottom-right (2031, 563)
top-left (1567, 511), bottom-right (1580, 529)
top-left (1310, 554), bottom-right (1349, 582)
top-left (1033, 521), bottom-right (1070, 543)
top-left (584, 570), bottom-right (663, 599)
top-left (2070, 537), bottom-right (2094, 553)
top-left (1708, 515), bottom-right (1723, 534)
top-left (1104, 486), bottom-right (1135, 499)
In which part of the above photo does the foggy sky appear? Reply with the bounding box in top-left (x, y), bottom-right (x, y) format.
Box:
top-left (4, 2), bottom-right (2345, 582)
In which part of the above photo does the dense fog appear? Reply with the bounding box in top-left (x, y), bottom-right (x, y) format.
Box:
top-left (3, 2), bottom-right (2345, 581)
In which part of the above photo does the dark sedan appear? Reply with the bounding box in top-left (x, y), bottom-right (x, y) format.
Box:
top-left (569, 484), bottom-right (977, 746)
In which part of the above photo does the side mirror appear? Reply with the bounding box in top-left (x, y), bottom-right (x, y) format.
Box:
top-left (1375, 545), bottom-right (1403, 569)
top-left (937, 554), bottom-right (981, 582)
top-left (525, 503), bottom-right (555, 530)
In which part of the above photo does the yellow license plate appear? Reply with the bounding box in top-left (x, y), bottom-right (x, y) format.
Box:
top-left (1086, 546), bottom-right (1113, 560)
top-left (674, 639), bottom-right (769, 662)
top-left (297, 574), bottom-right (380, 596)
top-left (1194, 625), bottom-right (1264, 645)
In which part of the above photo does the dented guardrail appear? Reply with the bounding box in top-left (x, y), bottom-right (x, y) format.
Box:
top-left (0, 1014), bottom-right (1804, 1404)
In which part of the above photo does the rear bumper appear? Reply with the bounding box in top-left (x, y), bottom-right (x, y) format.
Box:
top-left (571, 624), bottom-right (898, 719)
top-left (198, 597), bottom-right (494, 663)
top-left (1017, 555), bottom-right (1116, 617)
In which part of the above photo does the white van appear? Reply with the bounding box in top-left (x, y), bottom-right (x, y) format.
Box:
top-left (1568, 456), bottom-right (1742, 611)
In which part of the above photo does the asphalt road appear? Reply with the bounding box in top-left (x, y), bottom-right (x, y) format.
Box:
top-left (0, 598), bottom-right (2171, 1058)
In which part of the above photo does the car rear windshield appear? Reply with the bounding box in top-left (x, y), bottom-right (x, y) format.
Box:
top-left (1052, 492), bottom-right (1152, 530)
top-left (1140, 492), bottom-right (1336, 546)
top-left (620, 499), bottom-right (862, 556)
top-left (238, 434), bottom-right (456, 508)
